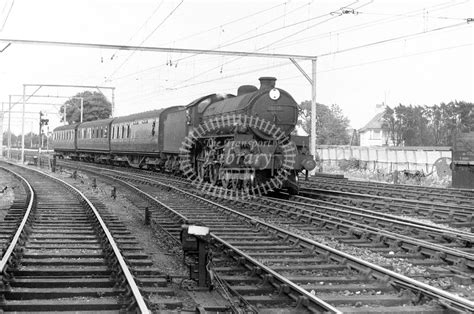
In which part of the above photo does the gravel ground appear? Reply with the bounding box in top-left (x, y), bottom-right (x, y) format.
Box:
top-left (50, 169), bottom-right (229, 311)
top-left (53, 172), bottom-right (197, 310)
top-left (397, 214), bottom-right (471, 233)
top-left (261, 218), bottom-right (474, 299)
top-left (36, 166), bottom-right (474, 306)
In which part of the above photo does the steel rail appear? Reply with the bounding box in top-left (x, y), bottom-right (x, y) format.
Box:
top-left (2, 163), bottom-right (150, 313)
top-left (275, 195), bottom-right (474, 241)
top-left (302, 179), bottom-right (474, 206)
top-left (55, 163), bottom-right (474, 311)
top-left (84, 168), bottom-right (339, 313)
top-left (307, 176), bottom-right (474, 195)
top-left (125, 171), bottom-right (474, 312)
top-left (0, 167), bottom-right (34, 272)
top-left (301, 187), bottom-right (474, 213)
top-left (248, 197), bottom-right (474, 264)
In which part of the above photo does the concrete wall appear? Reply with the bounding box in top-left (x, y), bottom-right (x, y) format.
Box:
top-left (317, 145), bottom-right (451, 173)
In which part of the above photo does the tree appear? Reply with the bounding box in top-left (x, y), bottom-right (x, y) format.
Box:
top-left (60, 91), bottom-right (112, 124)
top-left (381, 106), bottom-right (397, 145)
top-left (298, 101), bottom-right (350, 145)
top-left (382, 101), bottom-right (474, 146)
top-left (2, 131), bottom-right (18, 147)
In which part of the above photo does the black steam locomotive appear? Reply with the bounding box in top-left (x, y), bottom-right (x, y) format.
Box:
top-left (53, 77), bottom-right (316, 194)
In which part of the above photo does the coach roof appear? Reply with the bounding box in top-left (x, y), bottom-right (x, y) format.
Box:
top-left (112, 109), bottom-right (164, 123)
top-left (78, 118), bottom-right (114, 128)
top-left (53, 123), bottom-right (79, 132)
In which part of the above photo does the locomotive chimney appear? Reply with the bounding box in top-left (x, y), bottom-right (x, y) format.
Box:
top-left (258, 77), bottom-right (276, 90)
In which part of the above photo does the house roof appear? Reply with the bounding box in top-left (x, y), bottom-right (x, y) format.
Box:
top-left (359, 112), bottom-right (384, 132)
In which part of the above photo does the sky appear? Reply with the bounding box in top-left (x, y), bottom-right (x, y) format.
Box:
top-left (0, 0), bottom-right (473, 135)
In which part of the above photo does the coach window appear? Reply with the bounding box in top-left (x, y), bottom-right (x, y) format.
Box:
top-left (104, 127), bottom-right (108, 138)
top-left (127, 125), bottom-right (131, 138)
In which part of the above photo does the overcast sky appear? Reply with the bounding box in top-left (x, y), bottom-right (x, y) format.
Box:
top-left (0, 0), bottom-right (473, 134)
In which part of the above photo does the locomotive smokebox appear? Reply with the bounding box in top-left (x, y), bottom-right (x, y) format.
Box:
top-left (259, 77), bottom-right (276, 90)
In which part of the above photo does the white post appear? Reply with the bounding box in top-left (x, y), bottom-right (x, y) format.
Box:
top-left (80, 97), bottom-right (84, 123)
top-left (111, 88), bottom-right (115, 117)
top-left (21, 85), bottom-right (26, 163)
top-left (63, 102), bottom-right (67, 125)
top-left (0, 103), bottom-right (3, 158)
top-left (311, 58), bottom-right (317, 172)
top-left (8, 95), bottom-right (11, 158)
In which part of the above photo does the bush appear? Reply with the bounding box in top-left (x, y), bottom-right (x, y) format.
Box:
top-left (338, 158), bottom-right (360, 171)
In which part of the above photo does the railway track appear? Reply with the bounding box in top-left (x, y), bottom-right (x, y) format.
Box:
top-left (56, 162), bottom-right (474, 313)
top-left (302, 175), bottom-right (474, 205)
top-left (245, 196), bottom-right (474, 280)
top-left (0, 162), bottom-right (151, 312)
top-left (299, 186), bottom-right (474, 230)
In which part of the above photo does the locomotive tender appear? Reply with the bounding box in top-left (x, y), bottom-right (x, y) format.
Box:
top-left (53, 77), bottom-right (316, 194)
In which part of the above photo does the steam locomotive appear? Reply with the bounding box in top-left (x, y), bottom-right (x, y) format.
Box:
top-left (52, 77), bottom-right (316, 194)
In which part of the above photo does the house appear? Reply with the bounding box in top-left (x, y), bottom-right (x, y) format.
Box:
top-left (358, 112), bottom-right (391, 146)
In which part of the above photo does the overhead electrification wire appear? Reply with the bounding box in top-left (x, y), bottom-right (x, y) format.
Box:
top-left (109, 1), bottom-right (312, 82)
top-left (167, 1), bottom-right (290, 45)
top-left (357, 10), bottom-right (469, 21)
top-left (167, 1), bottom-right (313, 65)
top-left (113, 0), bottom-right (471, 100)
top-left (109, 0), bottom-right (165, 61)
top-left (317, 21), bottom-right (469, 57)
top-left (110, 0), bottom-right (430, 84)
top-left (1, 0), bottom-right (9, 16)
top-left (140, 41), bottom-right (473, 98)
top-left (0, 0), bottom-right (14, 31)
top-left (318, 42), bottom-right (473, 74)
top-left (170, 20), bottom-right (471, 91)
top-left (106, 0), bottom-right (184, 81)
top-left (171, 12), bottom-right (342, 89)
top-left (169, 1), bottom-right (351, 89)
top-left (168, 0), bottom-right (373, 89)
top-left (115, 0), bottom-right (456, 83)
top-left (269, 0), bottom-right (469, 50)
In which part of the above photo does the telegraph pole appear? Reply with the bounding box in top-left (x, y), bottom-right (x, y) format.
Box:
top-left (311, 59), bottom-right (317, 171)
top-left (38, 111), bottom-right (43, 157)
